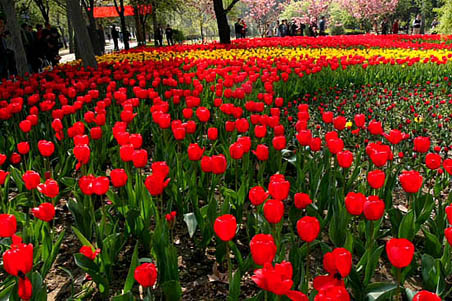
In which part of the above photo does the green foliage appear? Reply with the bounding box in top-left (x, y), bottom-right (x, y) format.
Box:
top-left (437, 0), bottom-right (452, 34)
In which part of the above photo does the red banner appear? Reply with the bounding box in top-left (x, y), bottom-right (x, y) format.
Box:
top-left (92, 5), bottom-right (152, 18)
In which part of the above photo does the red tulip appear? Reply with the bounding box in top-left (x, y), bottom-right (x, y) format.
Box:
top-left (333, 116), bottom-right (346, 131)
top-left (252, 261), bottom-right (296, 296)
top-left (80, 245), bottom-right (100, 260)
top-left (18, 276), bottom-right (32, 300)
top-left (132, 149), bottom-right (148, 168)
top-left (345, 192), bottom-right (365, 216)
top-left (19, 120), bottom-right (32, 133)
top-left (10, 153), bottom-right (21, 164)
top-left (326, 137), bottom-right (344, 154)
top-left (322, 248), bottom-right (352, 277)
top-left (32, 202), bottom-right (55, 222)
top-left (37, 140), bottom-right (55, 157)
top-left (314, 286), bottom-right (350, 301)
top-left (296, 216), bottom-right (320, 242)
top-left (37, 179), bottom-right (59, 198)
top-left (151, 161), bottom-right (170, 178)
top-left (367, 170), bottom-right (385, 189)
top-left (200, 156), bottom-right (213, 173)
top-left (17, 142), bottom-right (30, 155)
top-left (310, 137), bottom-right (322, 151)
top-left (367, 120), bottom-right (383, 135)
top-left (444, 159), bottom-right (452, 175)
top-left (322, 111), bottom-right (333, 123)
top-left (120, 144), bottom-right (134, 162)
top-left (0, 153), bottom-right (6, 165)
top-left (0, 170), bottom-right (9, 185)
top-left (272, 136), bottom-right (286, 150)
top-left (207, 127), bottom-right (218, 140)
top-left (253, 144), bottom-right (269, 161)
top-left (386, 238), bottom-right (414, 268)
top-left (445, 227), bottom-right (452, 246)
top-left (413, 136), bottom-right (431, 153)
top-left (145, 173), bottom-right (170, 196)
top-left (74, 144), bottom-right (91, 164)
top-left (230, 142), bottom-right (244, 160)
top-left (0, 214), bottom-right (17, 237)
top-left (337, 150), bottom-right (353, 168)
top-left (22, 171), bottom-right (40, 190)
top-left (268, 176), bottom-right (290, 201)
top-left (446, 205), bottom-right (452, 225)
top-left (93, 176), bottom-right (110, 195)
top-left (296, 130), bottom-right (312, 146)
top-left (250, 234), bottom-right (277, 265)
top-left (399, 170), bottom-right (423, 193)
top-left (110, 169), bottom-right (128, 187)
top-left (79, 175), bottom-right (95, 195)
top-left (425, 153), bottom-right (442, 170)
top-left (214, 214), bottom-right (237, 241)
top-left (235, 118), bottom-right (249, 133)
top-left (363, 195), bottom-right (385, 220)
top-left (254, 125), bottom-right (267, 138)
top-left (134, 263), bottom-right (158, 288)
top-left (354, 114), bottom-right (366, 128)
top-left (294, 193), bottom-right (312, 209)
top-left (196, 106), bottom-right (210, 122)
top-left (2, 235), bottom-right (33, 276)
top-left (249, 186), bottom-right (269, 206)
top-left (412, 291), bottom-right (441, 301)
top-left (188, 143), bottom-right (205, 161)
top-left (211, 154), bottom-right (227, 174)
top-left (264, 199), bottom-right (284, 224)
top-left (129, 134), bottom-right (143, 149)
top-left (384, 129), bottom-right (403, 145)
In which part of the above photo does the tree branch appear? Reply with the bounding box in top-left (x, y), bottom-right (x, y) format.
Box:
top-left (224, 0), bottom-right (240, 14)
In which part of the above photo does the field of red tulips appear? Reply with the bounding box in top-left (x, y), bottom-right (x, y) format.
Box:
top-left (0, 34), bottom-right (452, 301)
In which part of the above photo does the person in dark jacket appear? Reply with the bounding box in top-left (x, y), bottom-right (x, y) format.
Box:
top-left (166, 25), bottom-right (174, 45)
top-left (154, 24), bottom-right (163, 46)
top-left (111, 26), bottom-right (119, 50)
top-left (319, 16), bottom-right (326, 36)
top-left (234, 18), bottom-right (243, 39)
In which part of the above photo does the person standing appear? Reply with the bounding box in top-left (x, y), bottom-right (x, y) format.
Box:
top-left (392, 19), bottom-right (399, 34)
top-left (111, 26), bottom-right (119, 50)
top-left (154, 24), bottom-right (163, 46)
top-left (319, 16), bottom-right (326, 36)
top-left (279, 19), bottom-right (288, 37)
top-left (275, 20), bottom-right (281, 37)
top-left (431, 18), bottom-right (439, 34)
top-left (381, 18), bottom-right (389, 35)
top-left (240, 19), bottom-right (247, 38)
top-left (165, 25), bottom-right (174, 45)
top-left (412, 15), bottom-right (422, 35)
top-left (234, 18), bottom-right (243, 39)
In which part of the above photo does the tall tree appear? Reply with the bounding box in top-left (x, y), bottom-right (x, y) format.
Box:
top-left (32, 0), bottom-right (51, 23)
top-left (242, 0), bottom-right (289, 37)
top-left (66, 0), bottom-right (97, 68)
top-left (188, 0), bottom-right (215, 41)
top-left (212, 0), bottom-right (240, 44)
top-left (113, 0), bottom-right (130, 50)
top-left (81, 0), bottom-right (102, 55)
top-left (0, 0), bottom-right (29, 77)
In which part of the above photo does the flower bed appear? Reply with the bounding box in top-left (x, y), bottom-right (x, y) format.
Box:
top-left (0, 35), bottom-right (451, 300)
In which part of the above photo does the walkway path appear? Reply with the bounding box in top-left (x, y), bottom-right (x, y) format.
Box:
top-left (60, 39), bottom-right (138, 64)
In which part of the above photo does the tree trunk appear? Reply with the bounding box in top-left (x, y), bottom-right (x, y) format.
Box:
top-left (151, 0), bottom-right (158, 46)
top-left (213, 0), bottom-right (231, 44)
top-left (134, 7), bottom-right (144, 45)
top-left (67, 3), bottom-right (74, 53)
top-left (33, 0), bottom-right (50, 23)
top-left (66, 0), bottom-right (97, 68)
top-left (0, 0), bottom-right (29, 77)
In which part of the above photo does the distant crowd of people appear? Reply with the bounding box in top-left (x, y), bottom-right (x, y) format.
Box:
top-left (0, 15), bottom-right (63, 80)
top-left (154, 24), bottom-right (174, 46)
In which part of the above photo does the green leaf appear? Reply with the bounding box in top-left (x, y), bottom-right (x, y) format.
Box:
top-left (74, 254), bottom-right (109, 294)
top-left (364, 245), bottom-right (384, 286)
top-left (111, 292), bottom-right (134, 301)
top-left (366, 282), bottom-right (398, 301)
top-left (398, 210), bottom-right (416, 240)
top-left (71, 226), bottom-right (93, 248)
top-left (0, 279), bottom-right (15, 301)
top-left (183, 212), bottom-right (198, 238)
top-left (228, 271), bottom-right (242, 301)
top-left (161, 280), bottom-right (182, 300)
top-left (123, 242), bottom-right (139, 293)
top-left (423, 229), bottom-right (442, 258)
top-left (40, 230), bottom-right (66, 278)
